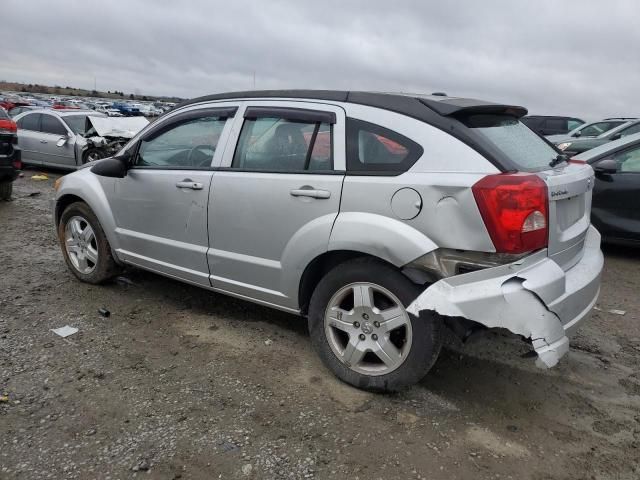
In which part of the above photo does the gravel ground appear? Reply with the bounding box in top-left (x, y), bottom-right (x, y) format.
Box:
top-left (1, 171), bottom-right (640, 480)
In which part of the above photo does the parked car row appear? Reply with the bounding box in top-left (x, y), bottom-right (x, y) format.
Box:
top-left (0, 92), bottom-right (176, 119)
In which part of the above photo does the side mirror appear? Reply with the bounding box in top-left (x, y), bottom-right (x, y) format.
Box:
top-left (572, 131), bottom-right (582, 138)
top-left (56, 137), bottom-right (67, 147)
top-left (593, 158), bottom-right (618, 175)
top-left (610, 133), bottom-right (622, 141)
top-left (91, 157), bottom-right (128, 178)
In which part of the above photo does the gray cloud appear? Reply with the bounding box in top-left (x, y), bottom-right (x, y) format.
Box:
top-left (2, 0), bottom-right (638, 119)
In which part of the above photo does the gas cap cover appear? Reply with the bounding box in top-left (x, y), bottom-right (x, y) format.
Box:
top-left (391, 188), bottom-right (422, 220)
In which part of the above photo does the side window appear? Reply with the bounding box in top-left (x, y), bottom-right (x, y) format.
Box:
top-left (567, 120), bottom-right (583, 131)
top-left (136, 115), bottom-right (228, 168)
top-left (612, 145), bottom-right (640, 173)
top-left (232, 113), bottom-right (333, 172)
top-left (17, 113), bottom-right (40, 131)
top-left (346, 118), bottom-right (423, 174)
top-left (40, 115), bottom-right (68, 136)
top-left (544, 118), bottom-right (565, 131)
top-left (580, 121), bottom-right (623, 137)
top-left (619, 123), bottom-right (640, 138)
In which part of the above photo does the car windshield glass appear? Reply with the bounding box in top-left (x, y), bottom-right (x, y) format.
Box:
top-left (62, 114), bottom-right (101, 134)
top-left (464, 114), bottom-right (558, 171)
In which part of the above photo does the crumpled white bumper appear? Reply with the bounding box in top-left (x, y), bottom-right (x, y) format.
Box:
top-left (408, 226), bottom-right (604, 368)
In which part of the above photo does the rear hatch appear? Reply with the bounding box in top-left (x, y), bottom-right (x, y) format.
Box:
top-left (460, 113), bottom-right (594, 269)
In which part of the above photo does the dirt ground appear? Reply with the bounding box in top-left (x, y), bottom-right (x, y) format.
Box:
top-left (1, 171), bottom-right (640, 480)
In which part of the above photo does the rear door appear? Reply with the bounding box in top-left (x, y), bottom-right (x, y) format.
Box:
top-left (15, 113), bottom-right (42, 165)
top-left (208, 101), bottom-right (345, 310)
top-left (590, 144), bottom-right (640, 242)
top-left (39, 113), bottom-right (76, 168)
top-left (107, 105), bottom-right (237, 286)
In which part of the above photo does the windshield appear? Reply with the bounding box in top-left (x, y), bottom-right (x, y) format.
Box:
top-left (62, 114), bottom-right (103, 134)
top-left (464, 114), bottom-right (558, 171)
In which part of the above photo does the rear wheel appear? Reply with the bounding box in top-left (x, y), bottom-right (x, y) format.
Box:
top-left (308, 257), bottom-right (442, 392)
top-left (58, 202), bottom-right (119, 284)
top-left (0, 181), bottom-right (12, 200)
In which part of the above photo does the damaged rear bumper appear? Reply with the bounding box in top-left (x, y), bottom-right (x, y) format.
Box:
top-left (407, 226), bottom-right (603, 368)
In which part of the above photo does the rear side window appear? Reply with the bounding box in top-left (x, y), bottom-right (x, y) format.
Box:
top-left (233, 116), bottom-right (333, 172)
top-left (41, 115), bottom-right (67, 135)
top-left (567, 119), bottom-right (583, 131)
top-left (463, 114), bottom-right (557, 171)
top-left (346, 118), bottom-right (423, 174)
top-left (18, 113), bottom-right (40, 131)
top-left (619, 123), bottom-right (640, 138)
top-left (544, 118), bottom-right (565, 131)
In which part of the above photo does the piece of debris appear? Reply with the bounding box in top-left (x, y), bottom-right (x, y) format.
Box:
top-left (132, 459), bottom-right (150, 472)
top-left (115, 276), bottom-right (137, 287)
top-left (51, 326), bottom-right (78, 338)
top-left (31, 174), bottom-right (48, 181)
top-left (98, 307), bottom-right (111, 318)
top-left (264, 339), bottom-right (273, 346)
top-left (26, 191), bottom-right (41, 197)
top-left (594, 307), bottom-right (626, 316)
top-left (241, 464), bottom-right (253, 476)
top-left (0, 395), bottom-right (9, 403)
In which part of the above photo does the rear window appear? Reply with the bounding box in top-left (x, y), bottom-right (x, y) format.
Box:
top-left (464, 114), bottom-right (558, 171)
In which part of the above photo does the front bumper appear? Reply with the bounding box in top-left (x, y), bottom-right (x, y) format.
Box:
top-left (408, 225), bottom-right (604, 368)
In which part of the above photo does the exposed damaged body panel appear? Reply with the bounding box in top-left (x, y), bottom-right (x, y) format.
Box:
top-left (81, 116), bottom-right (149, 162)
top-left (408, 226), bottom-right (603, 368)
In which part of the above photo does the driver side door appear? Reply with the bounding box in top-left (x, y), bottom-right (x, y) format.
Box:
top-left (106, 105), bottom-right (237, 286)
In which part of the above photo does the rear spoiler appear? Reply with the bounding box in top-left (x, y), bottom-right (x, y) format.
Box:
top-left (419, 97), bottom-right (527, 118)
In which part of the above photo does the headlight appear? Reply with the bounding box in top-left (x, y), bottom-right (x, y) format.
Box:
top-left (557, 142), bottom-right (572, 151)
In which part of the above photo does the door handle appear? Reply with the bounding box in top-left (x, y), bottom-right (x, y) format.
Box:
top-left (40, 140), bottom-right (48, 144)
top-left (290, 188), bottom-right (331, 199)
top-left (176, 180), bottom-right (204, 190)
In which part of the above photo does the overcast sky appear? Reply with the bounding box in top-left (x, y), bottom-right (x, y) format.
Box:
top-left (2, 0), bottom-right (638, 119)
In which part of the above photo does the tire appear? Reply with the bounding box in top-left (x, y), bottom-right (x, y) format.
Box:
top-left (308, 257), bottom-right (443, 392)
top-left (83, 148), bottom-right (107, 164)
top-left (0, 181), bottom-right (12, 200)
top-left (58, 202), bottom-right (119, 284)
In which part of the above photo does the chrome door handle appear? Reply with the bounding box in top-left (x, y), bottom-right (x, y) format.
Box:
top-left (176, 180), bottom-right (204, 190)
top-left (290, 188), bottom-right (331, 199)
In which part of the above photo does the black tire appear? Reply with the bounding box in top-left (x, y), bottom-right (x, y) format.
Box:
top-left (58, 201), bottom-right (119, 284)
top-left (82, 148), bottom-right (107, 164)
top-left (308, 257), bottom-right (443, 392)
top-left (0, 180), bottom-right (12, 200)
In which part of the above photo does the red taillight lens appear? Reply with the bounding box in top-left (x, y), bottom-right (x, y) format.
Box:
top-left (0, 120), bottom-right (17, 133)
top-left (472, 173), bottom-right (548, 254)
top-left (13, 159), bottom-right (22, 170)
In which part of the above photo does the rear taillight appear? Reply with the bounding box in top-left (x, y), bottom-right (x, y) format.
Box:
top-left (0, 120), bottom-right (17, 133)
top-left (472, 173), bottom-right (548, 254)
top-left (12, 158), bottom-right (22, 170)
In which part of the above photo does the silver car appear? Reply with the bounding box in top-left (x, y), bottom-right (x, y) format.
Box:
top-left (14, 109), bottom-right (107, 168)
top-left (52, 90), bottom-right (603, 391)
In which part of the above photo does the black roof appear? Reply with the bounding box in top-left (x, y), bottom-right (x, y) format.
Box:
top-left (177, 90), bottom-right (527, 120)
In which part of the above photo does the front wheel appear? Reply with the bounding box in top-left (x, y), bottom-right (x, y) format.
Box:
top-left (58, 202), bottom-right (119, 284)
top-left (308, 257), bottom-right (442, 392)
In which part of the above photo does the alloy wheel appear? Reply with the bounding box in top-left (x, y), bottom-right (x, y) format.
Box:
top-left (64, 216), bottom-right (98, 274)
top-left (324, 282), bottom-right (412, 376)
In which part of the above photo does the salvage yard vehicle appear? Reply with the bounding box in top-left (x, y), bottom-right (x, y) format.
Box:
top-left (554, 119), bottom-right (640, 156)
top-left (573, 132), bottom-right (640, 246)
top-left (0, 108), bottom-right (21, 200)
top-left (52, 90), bottom-right (603, 391)
top-left (14, 109), bottom-right (148, 168)
top-left (546, 118), bottom-right (635, 144)
top-left (521, 115), bottom-right (584, 136)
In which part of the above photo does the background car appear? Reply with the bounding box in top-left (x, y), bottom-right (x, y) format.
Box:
top-left (0, 108), bottom-right (21, 200)
top-left (8, 105), bottom-right (40, 117)
top-left (546, 118), bottom-right (635, 144)
top-left (14, 109), bottom-right (107, 168)
top-left (521, 115), bottom-right (584, 136)
top-left (573, 132), bottom-right (640, 245)
top-left (555, 119), bottom-right (640, 156)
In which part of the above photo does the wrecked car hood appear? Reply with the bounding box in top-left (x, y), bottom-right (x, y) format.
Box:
top-left (85, 116), bottom-right (149, 138)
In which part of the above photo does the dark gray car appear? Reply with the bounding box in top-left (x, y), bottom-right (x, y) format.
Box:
top-left (555, 119), bottom-right (640, 156)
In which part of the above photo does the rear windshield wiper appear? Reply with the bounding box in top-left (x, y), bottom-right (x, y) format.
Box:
top-left (549, 153), bottom-right (568, 168)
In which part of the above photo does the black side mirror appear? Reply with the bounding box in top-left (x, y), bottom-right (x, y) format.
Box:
top-left (609, 133), bottom-right (622, 141)
top-left (593, 158), bottom-right (618, 175)
top-left (573, 131), bottom-right (582, 138)
top-left (91, 157), bottom-right (128, 178)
